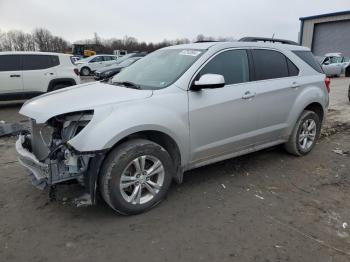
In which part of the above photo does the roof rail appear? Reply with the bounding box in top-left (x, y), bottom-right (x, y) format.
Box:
top-left (239, 37), bottom-right (299, 46)
top-left (194, 40), bottom-right (220, 43)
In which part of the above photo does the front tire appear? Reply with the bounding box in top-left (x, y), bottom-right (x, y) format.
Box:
top-left (99, 139), bottom-right (173, 215)
top-left (80, 67), bottom-right (91, 76)
top-left (284, 110), bottom-right (321, 156)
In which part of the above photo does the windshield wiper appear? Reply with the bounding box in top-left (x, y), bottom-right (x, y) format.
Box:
top-left (113, 81), bottom-right (141, 89)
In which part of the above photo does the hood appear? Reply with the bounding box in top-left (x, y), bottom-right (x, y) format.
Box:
top-left (20, 82), bottom-right (153, 123)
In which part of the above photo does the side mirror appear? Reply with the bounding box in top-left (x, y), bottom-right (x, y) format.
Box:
top-left (323, 60), bottom-right (330, 65)
top-left (192, 74), bottom-right (225, 91)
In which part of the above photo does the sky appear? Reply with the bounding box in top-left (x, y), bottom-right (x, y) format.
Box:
top-left (0, 0), bottom-right (349, 43)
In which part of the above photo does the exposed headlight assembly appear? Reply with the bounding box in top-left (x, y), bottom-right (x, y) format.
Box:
top-left (53, 110), bottom-right (94, 141)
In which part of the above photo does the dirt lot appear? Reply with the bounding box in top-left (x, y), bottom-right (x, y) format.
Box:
top-left (0, 78), bottom-right (349, 262)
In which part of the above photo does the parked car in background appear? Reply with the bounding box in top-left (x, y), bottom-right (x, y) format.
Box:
top-left (75, 54), bottom-right (118, 76)
top-left (317, 56), bottom-right (342, 77)
top-left (94, 57), bottom-right (143, 81)
top-left (317, 53), bottom-right (350, 77)
top-left (113, 52), bottom-right (148, 65)
top-left (0, 52), bottom-right (80, 100)
top-left (16, 40), bottom-right (329, 215)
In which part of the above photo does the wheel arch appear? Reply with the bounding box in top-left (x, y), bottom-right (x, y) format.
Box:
top-left (285, 85), bottom-right (327, 139)
top-left (47, 78), bottom-right (77, 92)
top-left (304, 102), bottom-right (325, 123)
top-left (105, 129), bottom-right (184, 184)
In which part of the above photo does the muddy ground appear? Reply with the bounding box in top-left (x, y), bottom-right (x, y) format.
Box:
top-left (0, 77), bottom-right (349, 262)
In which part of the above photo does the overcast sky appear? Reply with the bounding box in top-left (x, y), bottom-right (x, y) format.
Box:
top-left (0, 0), bottom-right (349, 43)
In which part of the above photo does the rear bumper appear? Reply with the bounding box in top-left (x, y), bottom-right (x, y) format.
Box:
top-left (16, 135), bottom-right (49, 182)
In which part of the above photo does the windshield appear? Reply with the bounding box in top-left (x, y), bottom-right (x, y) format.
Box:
top-left (111, 49), bottom-right (204, 90)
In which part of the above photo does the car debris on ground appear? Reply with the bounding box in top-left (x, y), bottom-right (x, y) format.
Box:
top-left (332, 148), bottom-right (350, 155)
top-left (0, 121), bottom-right (28, 138)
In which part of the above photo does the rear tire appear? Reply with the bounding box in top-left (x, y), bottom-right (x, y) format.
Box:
top-left (284, 110), bottom-right (321, 156)
top-left (99, 139), bottom-right (173, 215)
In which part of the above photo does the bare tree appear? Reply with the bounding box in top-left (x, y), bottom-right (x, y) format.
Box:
top-left (0, 27), bottom-right (234, 54)
top-left (33, 28), bottom-right (53, 51)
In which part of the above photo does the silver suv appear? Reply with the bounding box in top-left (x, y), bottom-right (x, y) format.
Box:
top-left (16, 41), bottom-right (330, 215)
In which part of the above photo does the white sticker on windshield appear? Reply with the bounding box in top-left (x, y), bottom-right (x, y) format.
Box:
top-left (179, 50), bottom-right (202, 56)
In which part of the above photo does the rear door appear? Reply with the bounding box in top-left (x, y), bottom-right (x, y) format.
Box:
top-left (250, 49), bottom-right (300, 146)
top-left (22, 54), bottom-right (59, 94)
top-left (0, 54), bottom-right (23, 95)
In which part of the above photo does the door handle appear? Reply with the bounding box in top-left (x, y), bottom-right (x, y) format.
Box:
top-left (10, 74), bottom-right (21, 77)
top-left (242, 91), bottom-right (255, 100)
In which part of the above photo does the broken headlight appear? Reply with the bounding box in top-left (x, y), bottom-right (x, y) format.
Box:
top-left (52, 110), bottom-right (94, 142)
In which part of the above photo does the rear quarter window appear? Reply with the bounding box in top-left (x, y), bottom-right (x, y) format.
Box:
top-left (286, 59), bottom-right (299, 76)
top-left (293, 51), bottom-right (323, 74)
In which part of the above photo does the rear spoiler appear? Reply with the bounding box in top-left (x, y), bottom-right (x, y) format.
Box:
top-left (239, 37), bottom-right (299, 46)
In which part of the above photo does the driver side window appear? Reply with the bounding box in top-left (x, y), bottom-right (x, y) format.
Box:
top-left (198, 50), bottom-right (250, 85)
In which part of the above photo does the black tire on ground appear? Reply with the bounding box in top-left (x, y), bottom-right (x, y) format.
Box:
top-left (284, 110), bottom-right (321, 156)
top-left (80, 67), bottom-right (91, 76)
top-left (99, 139), bottom-right (174, 215)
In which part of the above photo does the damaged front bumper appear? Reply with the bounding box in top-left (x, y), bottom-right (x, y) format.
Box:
top-left (16, 134), bottom-right (106, 205)
top-left (16, 135), bottom-right (49, 188)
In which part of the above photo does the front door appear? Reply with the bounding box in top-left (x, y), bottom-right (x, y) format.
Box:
top-left (188, 49), bottom-right (258, 165)
top-left (0, 54), bottom-right (23, 96)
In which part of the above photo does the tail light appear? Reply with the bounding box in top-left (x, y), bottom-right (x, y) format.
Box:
top-left (325, 77), bottom-right (331, 93)
top-left (74, 68), bottom-right (80, 76)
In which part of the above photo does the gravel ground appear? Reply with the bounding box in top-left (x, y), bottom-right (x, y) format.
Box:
top-left (0, 77), bottom-right (349, 262)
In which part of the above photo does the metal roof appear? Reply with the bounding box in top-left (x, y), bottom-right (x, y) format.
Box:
top-left (300, 10), bottom-right (350, 21)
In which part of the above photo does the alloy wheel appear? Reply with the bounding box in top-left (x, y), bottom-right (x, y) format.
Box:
top-left (119, 155), bottom-right (165, 205)
top-left (299, 119), bottom-right (317, 150)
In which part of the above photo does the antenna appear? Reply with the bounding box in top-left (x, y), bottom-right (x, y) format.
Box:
top-left (271, 33), bottom-right (275, 39)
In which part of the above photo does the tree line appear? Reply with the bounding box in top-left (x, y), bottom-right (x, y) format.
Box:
top-left (0, 28), bottom-right (235, 54)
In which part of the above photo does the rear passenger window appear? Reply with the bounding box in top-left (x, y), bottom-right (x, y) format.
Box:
top-left (0, 55), bottom-right (21, 71)
top-left (252, 49), bottom-right (289, 80)
top-left (293, 51), bottom-right (323, 73)
top-left (199, 50), bottom-right (250, 85)
top-left (22, 55), bottom-right (58, 70)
